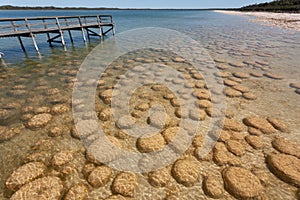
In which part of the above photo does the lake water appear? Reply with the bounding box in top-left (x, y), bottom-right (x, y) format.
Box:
top-left (0, 10), bottom-right (298, 64)
top-left (0, 9), bottom-right (300, 200)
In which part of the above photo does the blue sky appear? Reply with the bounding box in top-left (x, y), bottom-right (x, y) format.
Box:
top-left (1, 0), bottom-right (271, 9)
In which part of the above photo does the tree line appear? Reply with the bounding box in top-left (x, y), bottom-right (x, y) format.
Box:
top-left (239, 0), bottom-right (300, 12)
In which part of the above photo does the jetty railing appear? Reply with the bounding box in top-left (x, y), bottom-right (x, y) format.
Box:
top-left (0, 15), bottom-right (115, 54)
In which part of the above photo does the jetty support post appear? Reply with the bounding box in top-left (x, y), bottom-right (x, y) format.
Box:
top-left (86, 28), bottom-right (91, 40)
top-left (55, 17), bottom-right (66, 47)
top-left (83, 17), bottom-right (91, 40)
top-left (64, 18), bottom-right (73, 43)
top-left (10, 20), bottom-right (26, 52)
top-left (17, 37), bottom-right (26, 52)
top-left (111, 16), bottom-right (116, 36)
top-left (42, 19), bottom-right (52, 47)
top-left (78, 16), bottom-right (87, 43)
top-left (96, 15), bottom-right (104, 38)
top-left (24, 18), bottom-right (40, 54)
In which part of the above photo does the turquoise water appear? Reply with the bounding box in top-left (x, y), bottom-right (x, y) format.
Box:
top-left (1, 10), bottom-right (299, 65)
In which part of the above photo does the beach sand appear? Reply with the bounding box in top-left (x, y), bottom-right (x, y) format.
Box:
top-left (214, 10), bottom-right (300, 32)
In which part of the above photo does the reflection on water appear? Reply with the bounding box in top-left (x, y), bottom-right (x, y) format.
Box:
top-left (0, 10), bottom-right (300, 200)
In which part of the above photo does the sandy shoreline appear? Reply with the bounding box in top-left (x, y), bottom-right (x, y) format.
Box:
top-left (214, 10), bottom-right (300, 32)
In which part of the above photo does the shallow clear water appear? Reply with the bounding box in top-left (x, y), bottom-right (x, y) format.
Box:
top-left (0, 10), bottom-right (300, 200)
top-left (0, 10), bottom-right (299, 64)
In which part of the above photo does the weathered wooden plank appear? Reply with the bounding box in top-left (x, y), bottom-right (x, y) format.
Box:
top-left (24, 18), bottom-right (40, 53)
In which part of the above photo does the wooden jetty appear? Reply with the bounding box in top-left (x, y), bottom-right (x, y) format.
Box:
top-left (0, 15), bottom-right (115, 54)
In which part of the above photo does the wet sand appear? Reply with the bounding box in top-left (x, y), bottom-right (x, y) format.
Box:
top-left (214, 10), bottom-right (300, 32)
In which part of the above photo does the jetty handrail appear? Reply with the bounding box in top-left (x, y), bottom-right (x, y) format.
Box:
top-left (0, 14), bottom-right (115, 54)
top-left (0, 15), bottom-right (113, 22)
top-left (0, 15), bottom-right (114, 36)
top-left (1, 19), bottom-right (99, 29)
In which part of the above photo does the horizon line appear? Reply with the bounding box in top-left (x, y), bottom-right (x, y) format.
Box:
top-left (0, 5), bottom-right (239, 10)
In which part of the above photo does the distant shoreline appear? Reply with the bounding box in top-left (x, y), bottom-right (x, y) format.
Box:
top-left (0, 5), bottom-right (233, 11)
top-left (0, 4), bottom-right (298, 13)
top-left (214, 10), bottom-right (300, 32)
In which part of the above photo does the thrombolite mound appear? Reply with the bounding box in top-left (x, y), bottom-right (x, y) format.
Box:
top-left (266, 154), bottom-right (300, 187)
top-left (171, 156), bottom-right (200, 187)
top-left (214, 58), bottom-right (227, 63)
top-left (203, 174), bottom-right (225, 199)
top-left (10, 176), bottom-right (63, 200)
top-left (229, 62), bottom-right (245, 68)
top-left (267, 117), bottom-right (288, 132)
top-left (45, 88), bottom-right (60, 96)
top-left (223, 167), bottom-right (263, 198)
top-left (248, 127), bottom-right (262, 136)
top-left (245, 135), bottom-right (265, 149)
top-left (228, 76), bottom-right (242, 83)
top-left (0, 125), bottom-right (20, 141)
top-left (232, 85), bottom-right (250, 93)
top-left (215, 71), bottom-right (231, 78)
top-left (192, 89), bottom-right (210, 100)
top-left (148, 167), bottom-right (170, 187)
top-left (272, 137), bottom-right (300, 158)
top-left (48, 125), bottom-right (69, 137)
top-left (147, 110), bottom-right (171, 128)
top-left (224, 87), bottom-right (242, 98)
top-left (264, 72), bottom-right (284, 80)
top-left (243, 117), bottom-right (276, 134)
top-left (7, 89), bottom-right (27, 97)
top-left (222, 118), bottom-right (244, 132)
top-left (135, 102), bottom-right (150, 111)
top-left (233, 72), bottom-right (250, 79)
top-left (98, 108), bottom-right (113, 121)
top-left (26, 113), bottom-right (52, 129)
top-left (116, 115), bottom-right (135, 129)
top-left (33, 106), bottom-right (51, 114)
top-left (192, 134), bottom-right (204, 148)
top-left (213, 142), bottom-right (241, 166)
top-left (250, 72), bottom-right (263, 78)
top-left (196, 99), bottom-right (211, 109)
top-left (136, 134), bottom-right (166, 153)
top-left (6, 162), bottom-right (46, 191)
top-left (217, 63), bottom-right (229, 70)
top-left (224, 79), bottom-right (239, 87)
top-left (290, 83), bottom-right (300, 89)
top-left (189, 109), bottom-right (206, 121)
top-left (243, 92), bottom-right (257, 100)
top-left (0, 108), bottom-right (16, 122)
top-left (25, 151), bottom-right (52, 165)
top-left (88, 165), bottom-right (113, 188)
top-left (3, 102), bottom-right (21, 110)
top-left (162, 127), bottom-right (180, 143)
top-left (64, 184), bottom-right (89, 200)
top-left (225, 139), bottom-right (245, 156)
top-left (51, 104), bottom-right (69, 114)
top-left (52, 151), bottom-right (74, 167)
top-left (111, 172), bottom-right (137, 197)
top-left (99, 89), bottom-right (114, 104)
top-left (217, 130), bottom-right (231, 142)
